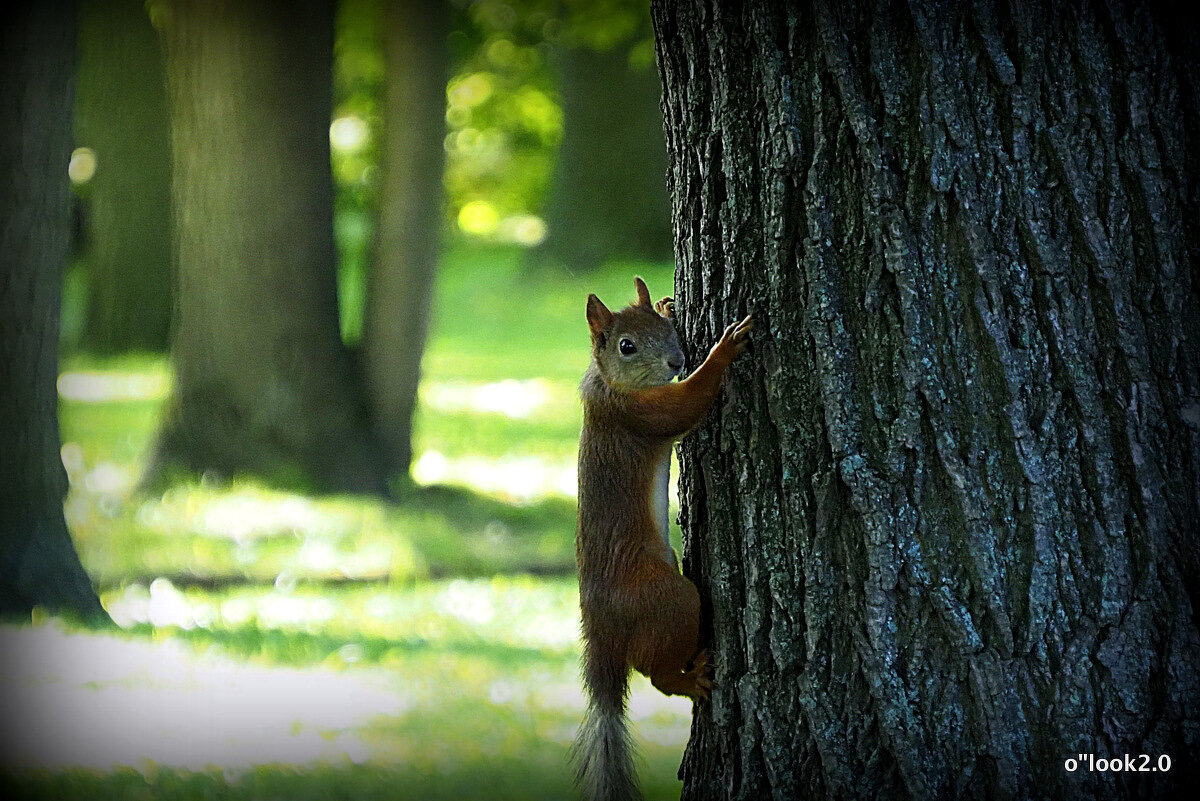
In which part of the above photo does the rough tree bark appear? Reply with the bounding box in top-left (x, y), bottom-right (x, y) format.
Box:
top-left (362, 0), bottom-right (449, 478)
top-left (76, 0), bottom-right (173, 354)
top-left (0, 1), bottom-right (107, 619)
top-left (652, 1), bottom-right (1200, 799)
top-left (151, 0), bottom-right (390, 494)
top-left (536, 37), bottom-right (673, 270)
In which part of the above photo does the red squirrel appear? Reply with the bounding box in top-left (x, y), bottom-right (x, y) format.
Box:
top-left (573, 276), bottom-right (753, 801)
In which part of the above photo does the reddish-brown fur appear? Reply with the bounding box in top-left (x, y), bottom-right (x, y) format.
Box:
top-left (572, 277), bottom-right (751, 801)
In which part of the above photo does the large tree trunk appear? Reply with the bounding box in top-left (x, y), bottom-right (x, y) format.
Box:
top-left (0, 1), bottom-right (106, 620)
top-left (362, 0), bottom-right (448, 478)
top-left (152, 0), bottom-right (389, 495)
top-left (76, 0), bottom-right (172, 354)
top-left (535, 38), bottom-right (673, 270)
top-left (653, 1), bottom-right (1200, 799)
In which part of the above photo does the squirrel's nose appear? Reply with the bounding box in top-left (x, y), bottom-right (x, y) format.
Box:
top-left (668, 353), bottom-right (685, 372)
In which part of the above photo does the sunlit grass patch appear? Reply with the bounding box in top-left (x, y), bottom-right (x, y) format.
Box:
top-left (59, 397), bottom-right (161, 476)
top-left (411, 451), bottom-right (577, 502)
top-left (415, 404), bottom-right (579, 459)
top-left (424, 247), bottom-right (676, 385)
top-left (101, 576), bottom-right (582, 664)
top-left (57, 368), bottom-right (170, 403)
top-left (56, 334), bottom-right (586, 585)
top-left (420, 377), bottom-right (564, 420)
top-left (66, 481), bottom-right (419, 588)
top-left (66, 479), bottom-right (577, 590)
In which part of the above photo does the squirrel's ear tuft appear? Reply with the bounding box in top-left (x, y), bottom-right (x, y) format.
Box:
top-left (586, 294), bottom-right (613, 341)
top-left (634, 276), bottom-right (652, 308)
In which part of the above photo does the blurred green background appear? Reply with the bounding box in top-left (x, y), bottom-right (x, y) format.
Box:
top-left (2, 0), bottom-right (693, 799)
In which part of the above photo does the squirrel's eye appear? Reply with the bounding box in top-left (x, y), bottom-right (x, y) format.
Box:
top-left (619, 338), bottom-right (636, 355)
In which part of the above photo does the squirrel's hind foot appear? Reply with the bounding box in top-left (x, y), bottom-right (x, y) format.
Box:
top-left (684, 649), bottom-right (714, 701)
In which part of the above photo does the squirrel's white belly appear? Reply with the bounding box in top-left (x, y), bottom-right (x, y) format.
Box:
top-left (651, 451), bottom-right (671, 550)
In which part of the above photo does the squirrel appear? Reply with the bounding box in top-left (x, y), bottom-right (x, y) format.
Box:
top-left (572, 276), bottom-right (753, 801)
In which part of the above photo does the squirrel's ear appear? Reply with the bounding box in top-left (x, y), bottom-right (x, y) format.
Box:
top-left (634, 276), bottom-right (652, 308)
top-left (586, 294), bottom-right (613, 342)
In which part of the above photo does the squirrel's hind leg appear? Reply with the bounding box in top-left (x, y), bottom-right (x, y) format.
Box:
top-left (650, 650), bottom-right (713, 700)
top-left (627, 573), bottom-right (711, 700)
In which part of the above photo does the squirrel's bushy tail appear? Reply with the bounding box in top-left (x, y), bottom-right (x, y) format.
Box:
top-left (571, 642), bottom-right (640, 801)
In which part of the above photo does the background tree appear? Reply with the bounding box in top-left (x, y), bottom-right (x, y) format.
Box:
top-left (151, 0), bottom-right (389, 495)
top-left (653, 1), bottom-right (1200, 798)
top-left (1, 1), bottom-right (106, 619)
top-left (362, 0), bottom-right (450, 477)
top-left (536, 2), bottom-right (672, 269)
top-left (75, 0), bottom-right (172, 354)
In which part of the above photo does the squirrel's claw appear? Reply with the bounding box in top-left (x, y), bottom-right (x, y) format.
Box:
top-left (655, 296), bottom-right (675, 319)
top-left (718, 314), bottom-right (754, 357)
top-left (732, 314), bottom-right (753, 340)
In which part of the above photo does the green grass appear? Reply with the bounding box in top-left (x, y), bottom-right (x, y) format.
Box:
top-left (64, 479), bottom-right (578, 587)
top-left (2, 578), bottom-right (692, 799)
top-left (422, 246), bottom-right (676, 384)
top-left (12, 246), bottom-right (690, 800)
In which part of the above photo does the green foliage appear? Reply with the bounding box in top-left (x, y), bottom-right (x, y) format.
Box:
top-left (328, 0), bottom-right (655, 255)
top-left (556, 0), bottom-right (651, 51)
top-left (63, 1), bottom-right (663, 348)
top-left (328, 0), bottom-right (563, 251)
top-left (443, 3), bottom-right (561, 241)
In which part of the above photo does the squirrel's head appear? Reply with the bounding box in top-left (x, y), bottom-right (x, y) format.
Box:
top-left (586, 277), bottom-right (685, 389)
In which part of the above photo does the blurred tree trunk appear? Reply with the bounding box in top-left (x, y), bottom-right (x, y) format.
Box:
top-left (362, 0), bottom-right (449, 478)
top-left (152, 0), bottom-right (389, 495)
top-left (0, 2), bottom-right (106, 620)
top-left (654, 1), bottom-right (1200, 799)
top-left (76, 0), bottom-right (172, 354)
top-left (536, 38), bottom-right (673, 270)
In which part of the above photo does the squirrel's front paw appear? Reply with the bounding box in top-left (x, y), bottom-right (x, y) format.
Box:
top-left (717, 314), bottom-right (754, 358)
top-left (655, 296), bottom-right (675, 319)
